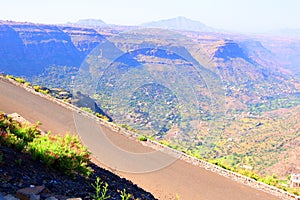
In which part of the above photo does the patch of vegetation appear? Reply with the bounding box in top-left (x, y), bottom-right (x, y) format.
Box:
top-left (91, 177), bottom-right (110, 200)
top-left (80, 107), bottom-right (110, 122)
top-left (28, 133), bottom-right (91, 176)
top-left (138, 135), bottom-right (147, 141)
top-left (5, 74), bottom-right (14, 79)
top-left (81, 107), bottom-right (94, 114)
top-left (120, 124), bottom-right (138, 132)
top-left (6, 74), bottom-right (66, 98)
top-left (208, 158), bottom-right (300, 196)
top-left (248, 95), bottom-right (300, 114)
top-left (0, 112), bottom-right (91, 176)
top-left (33, 85), bottom-right (50, 94)
top-left (91, 177), bottom-right (133, 200)
top-left (0, 113), bottom-right (40, 150)
top-left (120, 189), bottom-right (131, 200)
top-left (15, 77), bottom-right (26, 84)
top-left (15, 158), bottom-right (22, 166)
top-left (6, 74), bottom-right (27, 85)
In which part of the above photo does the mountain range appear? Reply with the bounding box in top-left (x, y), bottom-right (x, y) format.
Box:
top-left (141, 16), bottom-right (215, 32)
top-left (66, 19), bottom-right (107, 27)
top-left (0, 18), bottom-right (300, 180)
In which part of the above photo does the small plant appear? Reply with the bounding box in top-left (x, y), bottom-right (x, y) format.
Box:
top-left (175, 193), bottom-right (180, 200)
top-left (120, 189), bottom-right (131, 200)
top-left (91, 177), bottom-right (110, 200)
top-left (39, 89), bottom-right (50, 95)
top-left (15, 77), bottom-right (26, 84)
top-left (81, 107), bottom-right (94, 114)
top-left (15, 158), bottom-right (22, 166)
top-left (95, 113), bottom-right (110, 122)
top-left (33, 85), bottom-right (41, 92)
top-left (138, 135), bottom-right (147, 141)
top-left (81, 107), bottom-right (111, 122)
top-left (5, 74), bottom-right (14, 80)
top-left (24, 82), bottom-right (31, 87)
top-left (121, 124), bottom-right (138, 132)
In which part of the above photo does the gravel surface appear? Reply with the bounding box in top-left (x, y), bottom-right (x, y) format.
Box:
top-left (0, 145), bottom-right (156, 200)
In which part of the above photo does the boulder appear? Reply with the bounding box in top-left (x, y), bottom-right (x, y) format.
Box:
top-left (16, 186), bottom-right (45, 200)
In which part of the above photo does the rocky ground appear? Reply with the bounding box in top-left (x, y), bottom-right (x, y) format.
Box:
top-left (0, 145), bottom-right (156, 200)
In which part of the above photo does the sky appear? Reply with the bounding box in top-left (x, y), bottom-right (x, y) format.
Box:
top-left (0, 0), bottom-right (299, 33)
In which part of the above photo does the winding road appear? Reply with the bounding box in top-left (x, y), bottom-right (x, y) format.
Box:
top-left (0, 78), bottom-right (281, 200)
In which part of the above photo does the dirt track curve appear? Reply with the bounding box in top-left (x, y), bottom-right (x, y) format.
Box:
top-left (0, 78), bottom-right (280, 200)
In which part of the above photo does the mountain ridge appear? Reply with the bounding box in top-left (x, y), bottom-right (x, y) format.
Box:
top-left (141, 16), bottom-right (215, 32)
top-left (66, 19), bottom-right (107, 27)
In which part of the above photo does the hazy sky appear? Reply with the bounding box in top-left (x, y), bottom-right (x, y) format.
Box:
top-left (0, 0), bottom-right (299, 33)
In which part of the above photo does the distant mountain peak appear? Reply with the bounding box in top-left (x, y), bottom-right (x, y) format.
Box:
top-left (141, 16), bottom-right (214, 32)
top-left (67, 19), bottom-right (106, 27)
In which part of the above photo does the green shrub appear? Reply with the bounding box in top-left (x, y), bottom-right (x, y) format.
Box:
top-left (95, 113), bottom-right (110, 122)
top-left (5, 74), bottom-right (14, 80)
top-left (138, 135), bottom-right (147, 141)
top-left (15, 77), bottom-right (26, 84)
top-left (24, 82), bottom-right (31, 87)
top-left (32, 85), bottom-right (50, 95)
top-left (81, 107), bottom-right (94, 114)
top-left (39, 89), bottom-right (50, 95)
top-left (81, 107), bottom-right (111, 122)
top-left (1, 112), bottom-right (91, 176)
top-left (120, 124), bottom-right (138, 132)
top-left (28, 133), bottom-right (91, 176)
top-left (0, 113), bottom-right (40, 150)
top-left (33, 85), bottom-right (41, 92)
top-left (260, 175), bottom-right (278, 186)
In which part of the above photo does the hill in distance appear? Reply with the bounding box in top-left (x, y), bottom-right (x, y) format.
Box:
top-left (67, 19), bottom-right (107, 27)
top-left (141, 16), bottom-right (215, 32)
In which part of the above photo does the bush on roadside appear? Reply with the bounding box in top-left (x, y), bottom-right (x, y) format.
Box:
top-left (15, 77), bottom-right (26, 84)
top-left (0, 112), bottom-right (91, 176)
top-left (24, 82), bottom-right (31, 87)
top-left (81, 107), bottom-right (111, 122)
top-left (5, 74), bottom-right (14, 80)
top-left (5, 75), bottom-right (26, 84)
top-left (138, 135), bottom-right (147, 141)
top-left (33, 85), bottom-right (41, 92)
top-left (0, 113), bottom-right (40, 150)
top-left (28, 133), bottom-right (91, 176)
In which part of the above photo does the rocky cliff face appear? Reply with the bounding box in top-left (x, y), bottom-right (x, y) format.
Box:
top-left (0, 21), bottom-right (105, 77)
top-left (0, 20), bottom-right (298, 98)
top-left (0, 23), bottom-right (28, 75)
top-left (61, 26), bottom-right (105, 55)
